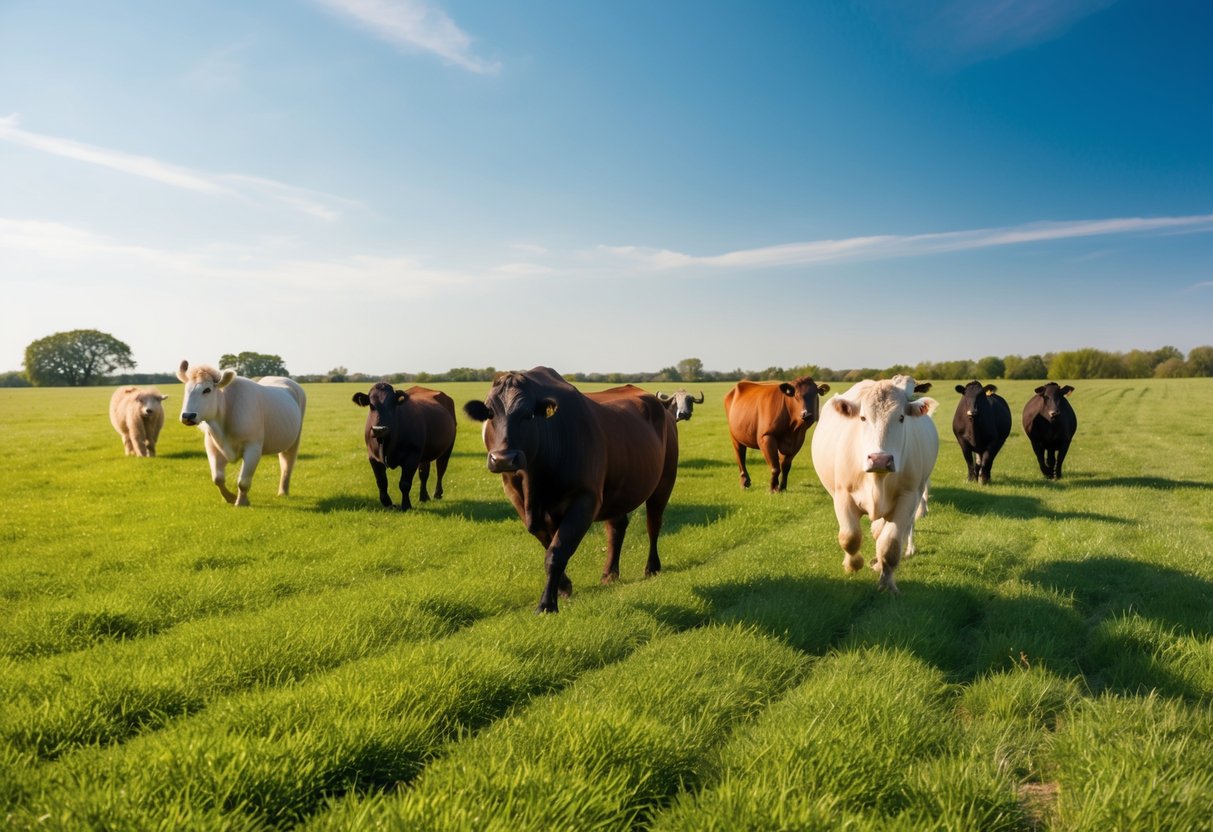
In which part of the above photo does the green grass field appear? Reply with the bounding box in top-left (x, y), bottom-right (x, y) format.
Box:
top-left (2, 378), bottom-right (1211, 830)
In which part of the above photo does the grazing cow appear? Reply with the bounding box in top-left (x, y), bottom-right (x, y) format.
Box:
top-left (464, 369), bottom-right (678, 613)
top-left (1022, 382), bottom-right (1077, 480)
top-left (176, 360), bottom-right (306, 507)
top-left (353, 383), bottom-right (456, 510)
top-left (109, 386), bottom-right (168, 457)
top-left (952, 381), bottom-right (1012, 484)
top-left (810, 378), bottom-right (939, 593)
top-left (656, 389), bottom-right (705, 422)
top-left (723, 377), bottom-right (830, 492)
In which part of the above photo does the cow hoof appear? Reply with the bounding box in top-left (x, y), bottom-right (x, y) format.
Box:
top-left (644, 568), bottom-right (660, 579)
top-left (558, 576), bottom-right (573, 598)
top-left (601, 573), bottom-right (618, 585)
top-left (535, 603), bottom-right (558, 615)
top-left (843, 553), bottom-right (864, 573)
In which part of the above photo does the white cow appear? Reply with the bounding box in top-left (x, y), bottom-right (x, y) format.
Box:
top-left (176, 360), bottom-right (306, 507)
top-left (811, 378), bottom-right (939, 593)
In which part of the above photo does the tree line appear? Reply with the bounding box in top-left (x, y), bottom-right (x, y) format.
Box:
top-left (7, 329), bottom-right (1213, 387)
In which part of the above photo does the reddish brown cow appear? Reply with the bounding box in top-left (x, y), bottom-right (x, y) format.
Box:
top-left (724, 377), bottom-right (830, 492)
top-left (464, 370), bottom-right (678, 613)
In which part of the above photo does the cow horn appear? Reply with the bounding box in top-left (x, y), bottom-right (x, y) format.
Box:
top-left (692, 391), bottom-right (705, 403)
top-left (657, 392), bottom-right (671, 401)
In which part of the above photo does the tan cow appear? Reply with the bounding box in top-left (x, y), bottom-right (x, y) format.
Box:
top-left (176, 360), bottom-right (306, 507)
top-left (109, 386), bottom-right (168, 457)
top-left (723, 377), bottom-right (830, 492)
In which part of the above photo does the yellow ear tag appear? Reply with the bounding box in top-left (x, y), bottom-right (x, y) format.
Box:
top-left (545, 403), bottom-right (558, 418)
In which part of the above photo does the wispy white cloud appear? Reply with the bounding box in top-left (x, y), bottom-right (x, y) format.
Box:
top-left (592, 214), bottom-right (1213, 271)
top-left (0, 115), bottom-right (359, 220)
top-left (934, 0), bottom-right (1115, 61)
top-left (313, 0), bottom-right (499, 74)
top-left (0, 218), bottom-right (468, 297)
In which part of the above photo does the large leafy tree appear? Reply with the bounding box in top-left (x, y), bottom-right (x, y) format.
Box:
top-left (23, 329), bottom-right (135, 386)
top-left (219, 351), bottom-right (289, 377)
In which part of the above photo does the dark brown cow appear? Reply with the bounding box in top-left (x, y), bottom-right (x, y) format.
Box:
top-left (724, 377), bottom-right (830, 492)
top-left (353, 383), bottom-right (456, 510)
top-left (1022, 382), bottom-right (1078, 480)
top-left (464, 369), bottom-right (678, 613)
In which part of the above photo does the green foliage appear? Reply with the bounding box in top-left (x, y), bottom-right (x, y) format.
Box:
top-left (677, 357), bottom-right (704, 382)
top-left (1004, 354), bottom-right (1049, 379)
top-left (1, 378), bottom-right (1212, 829)
top-left (0, 371), bottom-right (31, 387)
top-left (218, 351), bottom-right (289, 377)
top-left (976, 355), bottom-right (1006, 379)
top-left (22, 329), bottom-right (134, 386)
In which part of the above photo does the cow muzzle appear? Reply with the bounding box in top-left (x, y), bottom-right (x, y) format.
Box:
top-left (371, 425), bottom-right (390, 440)
top-left (865, 453), bottom-right (895, 474)
top-left (487, 450), bottom-right (526, 473)
top-left (181, 412), bottom-right (198, 426)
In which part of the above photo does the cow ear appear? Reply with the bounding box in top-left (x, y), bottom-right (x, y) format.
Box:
top-left (176, 360), bottom-right (189, 383)
top-left (779, 383), bottom-right (795, 397)
top-left (1034, 386), bottom-right (1046, 395)
top-left (353, 393), bottom-right (371, 407)
top-left (1061, 385), bottom-right (1074, 396)
top-left (394, 390), bottom-right (409, 405)
top-left (984, 385), bottom-right (998, 395)
top-left (539, 398), bottom-right (559, 419)
top-left (832, 398), bottom-right (859, 419)
top-left (464, 400), bottom-right (492, 422)
top-left (817, 383), bottom-right (830, 395)
top-left (218, 370), bottom-right (237, 388)
top-left (906, 397), bottom-right (938, 417)
top-left (159, 394), bottom-right (169, 401)
top-left (955, 384), bottom-right (966, 395)
top-left (914, 382), bottom-right (932, 394)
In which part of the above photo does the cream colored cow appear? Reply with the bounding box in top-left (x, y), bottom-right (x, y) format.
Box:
top-left (176, 360), bottom-right (306, 507)
top-left (109, 386), bottom-right (168, 457)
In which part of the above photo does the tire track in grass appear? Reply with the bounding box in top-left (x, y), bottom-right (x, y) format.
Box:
top-left (6, 603), bottom-right (669, 830)
top-left (0, 565), bottom-right (539, 761)
top-left (306, 626), bottom-right (809, 832)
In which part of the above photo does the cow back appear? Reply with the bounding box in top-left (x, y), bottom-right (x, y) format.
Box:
top-left (223, 377), bottom-right (306, 454)
top-left (586, 386), bottom-right (677, 519)
top-left (403, 386), bottom-right (458, 459)
top-left (724, 381), bottom-right (790, 447)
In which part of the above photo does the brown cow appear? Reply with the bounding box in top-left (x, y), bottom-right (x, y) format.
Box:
top-left (464, 369), bottom-right (678, 613)
top-left (724, 377), bottom-right (830, 492)
top-left (353, 383), bottom-right (456, 510)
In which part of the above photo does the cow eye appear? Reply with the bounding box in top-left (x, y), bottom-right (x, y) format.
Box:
top-left (203, 388), bottom-right (211, 395)
top-left (899, 415), bottom-right (905, 422)
top-left (860, 416), bottom-right (866, 422)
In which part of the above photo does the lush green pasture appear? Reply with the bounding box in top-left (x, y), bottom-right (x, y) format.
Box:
top-left (2, 378), bottom-right (1211, 830)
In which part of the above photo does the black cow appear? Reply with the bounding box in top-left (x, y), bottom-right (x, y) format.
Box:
top-left (952, 380), bottom-right (1012, 484)
top-left (1022, 382), bottom-right (1077, 480)
top-left (464, 369), bottom-right (679, 613)
top-left (353, 383), bottom-right (456, 509)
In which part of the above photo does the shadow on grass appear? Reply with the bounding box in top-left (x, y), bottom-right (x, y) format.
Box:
top-left (1065, 475), bottom-right (1213, 491)
top-left (697, 561), bottom-right (1211, 700)
top-left (156, 449), bottom-right (207, 460)
top-left (930, 486), bottom-right (1132, 524)
top-left (678, 456), bottom-right (734, 471)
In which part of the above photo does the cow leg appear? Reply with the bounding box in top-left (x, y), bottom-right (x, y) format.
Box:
top-left (121, 431), bottom-right (136, 456)
top-left (778, 453), bottom-right (794, 493)
top-left (962, 446), bottom-right (977, 482)
top-left (602, 514), bottom-right (629, 584)
top-left (873, 492), bottom-right (922, 594)
top-left (732, 439), bottom-right (752, 488)
top-left (643, 477), bottom-right (675, 579)
top-left (370, 459), bottom-right (393, 507)
top-left (234, 443), bottom-right (264, 507)
top-left (433, 444), bottom-right (453, 500)
top-left (538, 495), bottom-right (595, 613)
top-left (417, 459), bottom-right (432, 502)
top-left (1032, 440), bottom-right (1051, 479)
top-left (205, 435), bottom-right (237, 505)
top-left (1054, 439), bottom-right (1070, 480)
top-left (833, 490), bottom-right (864, 573)
top-left (759, 435), bottom-right (782, 492)
top-left (278, 437), bottom-right (301, 497)
top-left (396, 452), bottom-right (420, 511)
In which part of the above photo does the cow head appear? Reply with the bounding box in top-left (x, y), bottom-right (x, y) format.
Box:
top-left (954, 380), bottom-right (997, 419)
top-left (830, 380), bottom-right (937, 474)
top-left (780, 377), bottom-right (830, 427)
top-left (657, 389), bottom-right (705, 421)
top-left (353, 382), bottom-right (408, 446)
top-left (1033, 382), bottom-right (1074, 422)
top-left (177, 360), bottom-right (235, 426)
top-left (137, 389), bottom-right (169, 418)
top-left (463, 372), bottom-right (558, 474)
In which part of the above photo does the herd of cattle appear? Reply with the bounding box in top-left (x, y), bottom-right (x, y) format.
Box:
top-left (108, 361), bottom-right (1079, 610)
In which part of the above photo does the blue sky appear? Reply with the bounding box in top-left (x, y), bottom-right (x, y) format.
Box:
top-left (2, 0), bottom-right (1211, 376)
